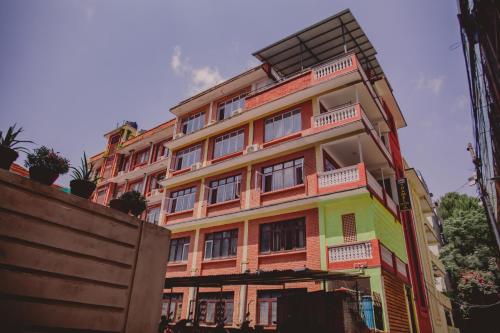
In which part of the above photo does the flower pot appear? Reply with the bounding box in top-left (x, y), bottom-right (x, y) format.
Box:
top-left (70, 179), bottom-right (96, 199)
top-left (0, 146), bottom-right (19, 170)
top-left (109, 198), bottom-right (129, 214)
top-left (29, 166), bottom-right (59, 185)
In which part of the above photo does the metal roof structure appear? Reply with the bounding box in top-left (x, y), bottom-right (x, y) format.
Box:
top-left (252, 9), bottom-right (383, 79)
top-left (164, 268), bottom-right (360, 288)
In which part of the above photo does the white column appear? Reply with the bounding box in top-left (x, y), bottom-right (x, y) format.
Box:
top-left (147, 142), bottom-right (155, 164)
top-left (238, 220), bottom-right (249, 325)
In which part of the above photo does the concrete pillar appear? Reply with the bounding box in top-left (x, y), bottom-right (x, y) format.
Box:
top-left (358, 136), bottom-right (363, 163)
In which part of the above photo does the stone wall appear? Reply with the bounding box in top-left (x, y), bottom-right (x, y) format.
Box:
top-left (0, 169), bottom-right (170, 333)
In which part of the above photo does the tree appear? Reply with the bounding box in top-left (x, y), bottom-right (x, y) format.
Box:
top-left (437, 192), bottom-right (499, 331)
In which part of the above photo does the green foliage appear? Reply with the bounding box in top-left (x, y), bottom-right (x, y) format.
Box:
top-left (119, 190), bottom-right (147, 217)
top-left (71, 152), bottom-right (98, 183)
top-left (438, 192), bottom-right (499, 323)
top-left (0, 124), bottom-right (33, 153)
top-left (24, 146), bottom-right (70, 174)
top-left (437, 192), bottom-right (481, 221)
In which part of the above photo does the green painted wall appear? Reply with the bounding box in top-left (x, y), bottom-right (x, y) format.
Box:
top-left (319, 192), bottom-right (407, 262)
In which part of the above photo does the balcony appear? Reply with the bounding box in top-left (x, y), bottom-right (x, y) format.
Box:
top-left (167, 53), bottom-right (379, 151)
top-left (106, 156), bottom-right (169, 184)
top-left (327, 239), bottom-right (380, 270)
top-left (317, 163), bottom-right (398, 217)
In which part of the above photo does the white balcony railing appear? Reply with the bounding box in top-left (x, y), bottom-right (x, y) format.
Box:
top-left (318, 165), bottom-right (360, 188)
top-left (328, 241), bottom-right (373, 263)
top-left (314, 54), bottom-right (354, 80)
top-left (313, 104), bottom-right (358, 128)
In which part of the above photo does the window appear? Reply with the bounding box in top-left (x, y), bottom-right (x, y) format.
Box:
top-left (218, 94), bottom-right (246, 120)
top-left (96, 188), bottom-right (107, 204)
top-left (181, 112), bottom-right (205, 134)
top-left (198, 292), bottom-right (234, 325)
top-left (262, 158), bottom-right (304, 192)
top-left (169, 187), bottom-right (196, 213)
top-left (342, 214), bottom-right (357, 243)
top-left (175, 145), bottom-right (201, 170)
top-left (119, 156), bottom-right (130, 172)
top-left (213, 129), bottom-right (244, 159)
top-left (259, 218), bottom-right (306, 253)
top-left (129, 180), bottom-right (143, 193)
top-left (169, 237), bottom-right (190, 262)
top-left (264, 109), bottom-right (301, 142)
top-left (209, 175), bottom-right (242, 205)
top-left (204, 229), bottom-right (238, 260)
top-left (148, 172), bottom-right (166, 193)
top-left (146, 206), bottom-right (161, 225)
top-left (134, 149), bottom-right (149, 166)
top-left (153, 142), bottom-right (169, 162)
top-left (113, 184), bottom-right (125, 199)
top-left (162, 293), bottom-right (183, 322)
top-left (257, 289), bottom-right (306, 326)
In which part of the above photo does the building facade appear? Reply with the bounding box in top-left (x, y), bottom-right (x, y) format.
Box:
top-left (405, 165), bottom-right (459, 333)
top-left (90, 10), bottom-right (434, 332)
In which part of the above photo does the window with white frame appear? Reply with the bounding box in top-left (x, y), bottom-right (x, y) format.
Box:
top-left (129, 180), bottom-right (143, 193)
top-left (209, 175), bottom-right (242, 205)
top-left (204, 229), bottom-right (238, 260)
top-left (169, 187), bottom-right (196, 213)
top-left (153, 142), bottom-right (169, 162)
top-left (181, 112), bottom-right (205, 134)
top-left (264, 109), bottom-right (301, 142)
top-left (146, 206), bottom-right (161, 224)
top-left (262, 158), bottom-right (304, 192)
top-left (168, 237), bottom-right (190, 262)
top-left (175, 145), bottom-right (201, 170)
top-left (213, 129), bottom-right (244, 159)
top-left (162, 293), bottom-right (183, 322)
top-left (218, 94), bottom-right (246, 120)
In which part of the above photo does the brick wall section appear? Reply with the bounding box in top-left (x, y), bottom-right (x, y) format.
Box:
top-left (164, 180), bottom-right (201, 224)
top-left (202, 167), bottom-right (247, 217)
top-left (245, 72), bottom-right (312, 110)
top-left (195, 222), bottom-right (245, 276)
top-left (252, 100), bottom-right (313, 147)
top-left (249, 148), bottom-right (317, 207)
top-left (247, 209), bottom-right (320, 272)
top-left (165, 230), bottom-right (196, 278)
top-left (206, 124), bottom-right (249, 164)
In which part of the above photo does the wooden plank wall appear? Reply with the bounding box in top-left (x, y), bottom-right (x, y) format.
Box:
top-left (383, 271), bottom-right (411, 333)
top-left (0, 170), bottom-right (170, 333)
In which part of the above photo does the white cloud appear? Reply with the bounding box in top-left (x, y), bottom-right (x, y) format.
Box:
top-left (416, 74), bottom-right (445, 95)
top-left (170, 46), bottom-right (225, 95)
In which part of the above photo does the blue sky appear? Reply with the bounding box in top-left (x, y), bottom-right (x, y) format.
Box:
top-left (0, 0), bottom-right (476, 198)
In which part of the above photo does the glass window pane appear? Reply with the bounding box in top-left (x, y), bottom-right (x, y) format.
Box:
top-left (259, 302), bottom-right (269, 325)
top-left (273, 169), bottom-right (283, 190)
top-left (206, 303), bottom-right (215, 323)
top-left (271, 301), bottom-right (277, 325)
top-left (284, 167), bottom-right (294, 188)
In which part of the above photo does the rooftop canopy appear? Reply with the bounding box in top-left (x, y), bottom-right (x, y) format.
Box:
top-left (252, 9), bottom-right (382, 79)
top-left (164, 268), bottom-right (360, 288)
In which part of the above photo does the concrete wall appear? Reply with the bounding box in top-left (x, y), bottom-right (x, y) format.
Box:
top-left (0, 169), bottom-right (170, 333)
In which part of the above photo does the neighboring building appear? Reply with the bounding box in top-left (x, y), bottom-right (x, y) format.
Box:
top-left (457, 0), bottom-right (500, 248)
top-left (91, 10), bottom-right (434, 332)
top-left (405, 164), bottom-right (459, 333)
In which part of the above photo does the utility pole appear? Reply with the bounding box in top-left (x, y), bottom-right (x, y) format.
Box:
top-left (467, 143), bottom-right (500, 252)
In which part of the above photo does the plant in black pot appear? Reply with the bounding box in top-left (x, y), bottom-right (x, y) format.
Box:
top-left (70, 152), bottom-right (98, 199)
top-left (110, 190), bottom-right (147, 217)
top-left (25, 146), bottom-right (70, 185)
top-left (0, 124), bottom-right (33, 170)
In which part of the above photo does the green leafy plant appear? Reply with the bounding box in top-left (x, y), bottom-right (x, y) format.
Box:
top-left (71, 152), bottom-right (98, 183)
top-left (0, 124), bottom-right (33, 153)
top-left (119, 190), bottom-right (147, 217)
top-left (25, 146), bottom-right (70, 174)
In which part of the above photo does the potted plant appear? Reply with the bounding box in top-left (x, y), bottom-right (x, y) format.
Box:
top-left (109, 190), bottom-right (147, 217)
top-left (25, 146), bottom-right (70, 185)
top-left (0, 124), bottom-right (33, 170)
top-left (70, 152), bottom-right (98, 199)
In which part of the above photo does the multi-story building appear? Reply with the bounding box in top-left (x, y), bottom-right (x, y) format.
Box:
top-left (405, 164), bottom-right (459, 333)
top-left (90, 10), bottom-right (434, 332)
